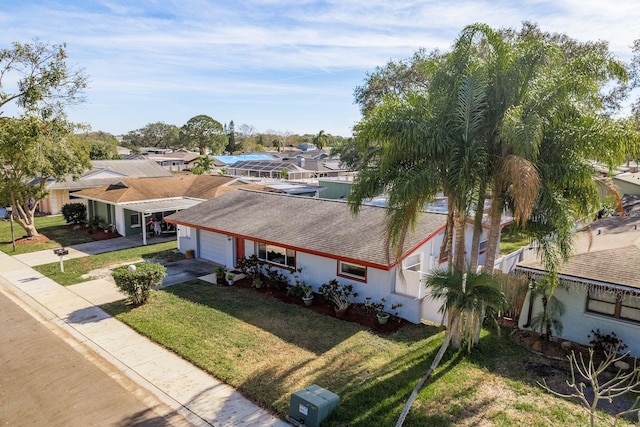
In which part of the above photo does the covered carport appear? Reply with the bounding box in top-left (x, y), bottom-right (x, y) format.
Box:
top-left (120, 198), bottom-right (203, 245)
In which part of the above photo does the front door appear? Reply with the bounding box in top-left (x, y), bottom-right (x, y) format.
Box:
top-left (235, 237), bottom-right (245, 266)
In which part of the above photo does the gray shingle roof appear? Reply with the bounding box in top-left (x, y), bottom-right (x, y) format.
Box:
top-left (517, 216), bottom-right (640, 289)
top-left (166, 189), bottom-right (447, 268)
top-left (47, 160), bottom-right (172, 190)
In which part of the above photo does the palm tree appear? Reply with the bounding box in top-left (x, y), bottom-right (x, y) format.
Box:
top-left (396, 270), bottom-right (506, 426)
top-left (192, 155), bottom-right (214, 174)
top-left (313, 130), bottom-right (330, 149)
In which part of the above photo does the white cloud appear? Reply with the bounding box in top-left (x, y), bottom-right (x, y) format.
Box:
top-left (2, 0), bottom-right (640, 136)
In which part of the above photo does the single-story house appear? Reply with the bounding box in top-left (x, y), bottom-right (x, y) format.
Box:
top-left (73, 175), bottom-right (269, 244)
top-left (38, 159), bottom-right (172, 215)
top-left (146, 149), bottom-right (201, 171)
top-left (165, 189), bottom-right (503, 324)
top-left (516, 215), bottom-right (640, 356)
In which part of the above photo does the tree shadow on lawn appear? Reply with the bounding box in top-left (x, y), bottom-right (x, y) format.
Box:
top-left (240, 338), bottom-right (481, 426)
top-left (161, 280), bottom-right (373, 355)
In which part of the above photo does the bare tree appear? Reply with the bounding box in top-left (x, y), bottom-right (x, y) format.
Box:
top-left (540, 346), bottom-right (640, 427)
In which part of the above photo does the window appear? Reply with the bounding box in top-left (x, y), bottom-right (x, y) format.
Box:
top-left (403, 253), bottom-right (422, 272)
top-left (478, 240), bottom-right (487, 254)
top-left (338, 261), bottom-right (367, 281)
top-left (257, 243), bottom-right (295, 268)
top-left (586, 289), bottom-right (640, 323)
top-left (130, 212), bottom-right (140, 228)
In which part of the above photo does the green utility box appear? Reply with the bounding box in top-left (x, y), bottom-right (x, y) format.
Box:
top-left (288, 384), bottom-right (340, 427)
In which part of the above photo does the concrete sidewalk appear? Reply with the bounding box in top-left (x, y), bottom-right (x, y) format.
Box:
top-left (0, 250), bottom-right (289, 427)
top-left (12, 234), bottom-right (176, 267)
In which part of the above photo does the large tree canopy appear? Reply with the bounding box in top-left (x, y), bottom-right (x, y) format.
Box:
top-left (0, 39), bottom-right (87, 118)
top-left (75, 131), bottom-right (120, 160)
top-left (353, 23), bottom-right (640, 426)
top-left (0, 116), bottom-right (90, 236)
top-left (122, 122), bottom-right (180, 148)
top-left (0, 40), bottom-right (89, 237)
top-left (351, 22), bottom-right (636, 276)
top-left (180, 115), bottom-right (226, 155)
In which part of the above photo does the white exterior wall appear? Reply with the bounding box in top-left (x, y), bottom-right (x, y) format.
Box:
top-left (519, 285), bottom-right (640, 358)
top-left (114, 205), bottom-right (126, 236)
top-left (177, 225), bottom-right (197, 254)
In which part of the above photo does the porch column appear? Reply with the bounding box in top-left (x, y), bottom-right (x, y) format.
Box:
top-left (142, 213), bottom-right (148, 245)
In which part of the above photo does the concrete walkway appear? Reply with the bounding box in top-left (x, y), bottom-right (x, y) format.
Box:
top-left (0, 247), bottom-right (289, 426)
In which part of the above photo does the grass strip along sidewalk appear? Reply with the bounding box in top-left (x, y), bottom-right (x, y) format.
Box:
top-left (34, 241), bottom-right (179, 286)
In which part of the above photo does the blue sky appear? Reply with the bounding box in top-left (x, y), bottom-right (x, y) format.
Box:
top-left (1, 1), bottom-right (639, 137)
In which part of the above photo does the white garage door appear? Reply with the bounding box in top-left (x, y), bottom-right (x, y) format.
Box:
top-left (200, 231), bottom-right (227, 265)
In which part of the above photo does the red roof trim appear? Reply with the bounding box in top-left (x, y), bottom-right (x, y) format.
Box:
top-left (388, 223), bottom-right (447, 269)
top-left (166, 218), bottom-right (439, 271)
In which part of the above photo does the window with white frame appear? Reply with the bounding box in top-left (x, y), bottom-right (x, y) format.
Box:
top-left (478, 240), bottom-right (487, 254)
top-left (130, 212), bottom-right (140, 228)
top-left (257, 242), bottom-right (296, 268)
top-left (403, 253), bottom-right (422, 272)
top-left (586, 289), bottom-right (640, 323)
top-left (338, 261), bottom-right (367, 281)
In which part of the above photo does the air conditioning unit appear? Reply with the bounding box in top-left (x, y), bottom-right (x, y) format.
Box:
top-left (287, 384), bottom-right (340, 427)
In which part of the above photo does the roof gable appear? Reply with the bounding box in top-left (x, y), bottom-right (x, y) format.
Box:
top-left (73, 175), bottom-right (237, 203)
top-left (166, 189), bottom-right (447, 268)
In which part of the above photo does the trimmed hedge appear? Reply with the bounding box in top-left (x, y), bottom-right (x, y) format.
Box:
top-left (112, 262), bottom-right (167, 305)
top-left (61, 203), bottom-right (87, 225)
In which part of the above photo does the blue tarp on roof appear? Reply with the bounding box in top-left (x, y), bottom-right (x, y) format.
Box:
top-left (214, 154), bottom-right (277, 164)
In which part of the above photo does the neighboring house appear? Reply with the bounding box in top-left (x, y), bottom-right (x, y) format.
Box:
top-left (515, 214), bottom-right (640, 357)
top-left (213, 153), bottom-right (278, 167)
top-left (614, 172), bottom-right (640, 195)
top-left (146, 149), bottom-right (201, 171)
top-left (38, 160), bottom-right (172, 215)
top-left (165, 189), bottom-right (503, 324)
top-left (72, 175), bottom-right (267, 244)
top-left (296, 142), bottom-right (317, 151)
top-left (225, 160), bottom-right (312, 180)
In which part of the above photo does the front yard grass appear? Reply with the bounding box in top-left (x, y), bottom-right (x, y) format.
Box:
top-left (102, 280), bottom-right (607, 426)
top-left (500, 224), bottom-right (531, 255)
top-left (0, 215), bottom-right (93, 254)
top-left (33, 241), bottom-right (179, 286)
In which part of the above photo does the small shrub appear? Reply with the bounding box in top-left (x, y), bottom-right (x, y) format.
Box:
top-left (112, 262), bottom-right (167, 305)
top-left (236, 255), bottom-right (262, 281)
top-left (264, 263), bottom-right (290, 290)
top-left (61, 203), bottom-right (87, 225)
top-left (319, 279), bottom-right (358, 310)
top-left (588, 329), bottom-right (627, 355)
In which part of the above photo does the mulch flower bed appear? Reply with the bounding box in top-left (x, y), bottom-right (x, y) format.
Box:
top-left (232, 277), bottom-right (409, 334)
top-left (12, 224), bottom-right (120, 246)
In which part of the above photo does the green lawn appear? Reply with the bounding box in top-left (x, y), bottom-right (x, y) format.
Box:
top-left (500, 224), bottom-right (531, 255)
top-left (102, 281), bottom-right (613, 426)
top-left (0, 215), bottom-right (93, 255)
top-left (34, 241), bottom-right (180, 286)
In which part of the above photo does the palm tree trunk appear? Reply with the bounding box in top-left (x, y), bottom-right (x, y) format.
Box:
top-left (445, 200), bottom-right (455, 272)
top-left (396, 317), bottom-right (457, 427)
top-left (453, 213), bottom-right (467, 272)
top-left (469, 189), bottom-right (486, 272)
top-left (482, 193), bottom-right (504, 274)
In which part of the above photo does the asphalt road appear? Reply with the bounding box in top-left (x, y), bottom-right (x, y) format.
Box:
top-left (0, 290), bottom-right (188, 427)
